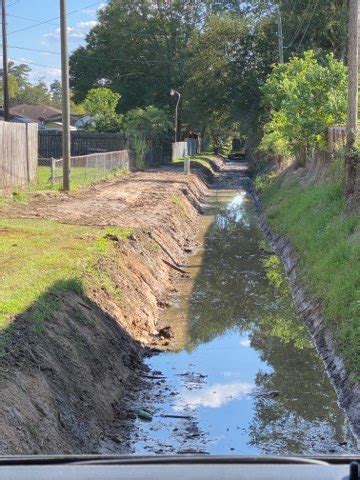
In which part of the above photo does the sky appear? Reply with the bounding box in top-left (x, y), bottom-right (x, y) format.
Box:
top-left (3, 0), bottom-right (107, 85)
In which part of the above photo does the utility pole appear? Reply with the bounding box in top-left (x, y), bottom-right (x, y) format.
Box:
top-left (346, 0), bottom-right (359, 197)
top-left (277, 5), bottom-right (284, 64)
top-left (1, 0), bottom-right (10, 121)
top-left (60, 0), bottom-right (71, 191)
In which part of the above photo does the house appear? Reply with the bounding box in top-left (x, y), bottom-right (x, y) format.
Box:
top-left (43, 112), bottom-right (81, 130)
top-left (43, 121), bottom-right (77, 131)
top-left (0, 108), bottom-right (37, 125)
top-left (10, 104), bottom-right (61, 124)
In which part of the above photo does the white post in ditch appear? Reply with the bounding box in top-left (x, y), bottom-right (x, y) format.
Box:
top-left (184, 156), bottom-right (190, 175)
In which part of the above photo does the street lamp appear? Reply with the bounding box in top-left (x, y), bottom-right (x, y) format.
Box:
top-left (170, 89), bottom-right (181, 142)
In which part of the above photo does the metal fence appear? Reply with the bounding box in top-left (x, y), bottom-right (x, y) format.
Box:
top-left (172, 138), bottom-right (201, 160)
top-left (39, 130), bottom-right (129, 159)
top-left (38, 150), bottom-right (131, 187)
top-left (143, 143), bottom-right (172, 167)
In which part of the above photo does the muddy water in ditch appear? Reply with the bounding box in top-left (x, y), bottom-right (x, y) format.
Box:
top-left (131, 165), bottom-right (358, 455)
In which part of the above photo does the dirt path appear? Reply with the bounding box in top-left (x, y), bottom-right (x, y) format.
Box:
top-left (0, 166), bottom-right (212, 228)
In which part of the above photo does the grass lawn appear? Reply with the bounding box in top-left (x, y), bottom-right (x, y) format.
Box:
top-left (172, 152), bottom-right (216, 172)
top-left (0, 219), bottom-right (132, 339)
top-left (31, 166), bottom-right (129, 191)
top-left (259, 165), bottom-right (360, 377)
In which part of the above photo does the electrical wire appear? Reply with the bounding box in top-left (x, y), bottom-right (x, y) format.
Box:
top-left (1, 44), bottom-right (184, 64)
top-left (8, 0), bottom-right (106, 35)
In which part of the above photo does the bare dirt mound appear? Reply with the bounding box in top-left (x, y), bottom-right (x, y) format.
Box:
top-left (0, 163), bottom-right (216, 454)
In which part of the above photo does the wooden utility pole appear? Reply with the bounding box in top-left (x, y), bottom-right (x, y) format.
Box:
top-left (60, 0), bottom-right (71, 191)
top-left (346, 0), bottom-right (359, 197)
top-left (277, 5), bottom-right (284, 64)
top-left (1, 0), bottom-right (10, 121)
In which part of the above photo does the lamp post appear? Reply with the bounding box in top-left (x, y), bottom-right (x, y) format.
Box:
top-left (170, 89), bottom-right (181, 142)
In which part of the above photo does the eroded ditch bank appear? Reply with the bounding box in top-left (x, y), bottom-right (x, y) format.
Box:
top-left (0, 158), bottom-right (358, 455)
top-left (256, 205), bottom-right (360, 439)
top-left (0, 162), bottom-right (220, 454)
top-left (100, 161), bottom-right (359, 455)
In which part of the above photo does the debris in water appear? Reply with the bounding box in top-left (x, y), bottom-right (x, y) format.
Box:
top-left (138, 409), bottom-right (153, 421)
top-left (160, 414), bottom-right (193, 420)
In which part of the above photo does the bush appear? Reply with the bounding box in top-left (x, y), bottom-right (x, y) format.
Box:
top-left (260, 51), bottom-right (347, 159)
top-left (83, 87), bottom-right (123, 132)
top-left (123, 106), bottom-right (171, 168)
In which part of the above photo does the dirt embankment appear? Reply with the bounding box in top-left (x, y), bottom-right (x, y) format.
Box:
top-left (254, 154), bottom-right (360, 437)
top-left (0, 161), bottom-right (221, 454)
top-left (257, 214), bottom-right (360, 437)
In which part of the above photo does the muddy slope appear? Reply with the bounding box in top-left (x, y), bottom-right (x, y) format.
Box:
top-left (0, 163), bottom-right (220, 455)
top-left (256, 204), bottom-right (360, 438)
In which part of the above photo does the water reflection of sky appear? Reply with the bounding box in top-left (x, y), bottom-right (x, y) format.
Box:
top-left (133, 188), bottom-right (358, 456)
top-left (215, 191), bottom-right (251, 229)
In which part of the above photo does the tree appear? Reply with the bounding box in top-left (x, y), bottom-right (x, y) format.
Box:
top-left (249, 0), bottom-right (348, 60)
top-left (260, 51), bottom-right (347, 161)
top-left (184, 12), bottom-right (277, 144)
top-left (123, 106), bottom-right (171, 167)
top-left (83, 87), bottom-right (123, 132)
top-left (50, 80), bottom-right (62, 108)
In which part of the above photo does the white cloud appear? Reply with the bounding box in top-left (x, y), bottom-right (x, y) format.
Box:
top-left (43, 20), bottom-right (98, 43)
top-left (175, 381), bottom-right (254, 411)
top-left (83, 2), bottom-right (106, 15)
top-left (240, 338), bottom-right (251, 348)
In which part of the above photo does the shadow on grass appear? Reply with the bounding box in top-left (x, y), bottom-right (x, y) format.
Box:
top-left (0, 277), bottom-right (144, 453)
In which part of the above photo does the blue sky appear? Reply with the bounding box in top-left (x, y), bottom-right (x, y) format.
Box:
top-left (4, 0), bottom-right (106, 85)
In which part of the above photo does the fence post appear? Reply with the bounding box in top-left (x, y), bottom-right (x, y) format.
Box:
top-left (51, 157), bottom-right (55, 185)
top-left (184, 156), bottom-right (191, 175)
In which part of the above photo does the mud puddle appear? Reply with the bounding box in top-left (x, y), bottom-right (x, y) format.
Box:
top-left (105, 163), bottom-right (358, 456)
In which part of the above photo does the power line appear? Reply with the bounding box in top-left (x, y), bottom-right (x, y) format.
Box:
top-left (8, 56), bottom-right (61, 71)
top-left (8, 0), bottom-right (105, 35)
top-left (8, 13), bottom-right (58, 27)
top-left (2, 44), bottom-right (185, 64)
top-left (295, 0), bottom-right (320, 51)
top-left (283, 0), bottom-right (313, 49)
top-left (7, 0), bottom-right (21, 7)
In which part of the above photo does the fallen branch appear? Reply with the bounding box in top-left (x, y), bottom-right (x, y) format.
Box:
top-left (162, 259), bottom-right (187, 274)
top-left (160, 414), bottom-right (193, 420)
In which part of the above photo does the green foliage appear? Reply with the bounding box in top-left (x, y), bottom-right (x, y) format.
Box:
top-left (83, 87), bottom-right (123, 132)
top-left (185, 12), bottom-right (277, 142)
top-left (123, 106), bottom-right (171, 142)
top-left (123, 106), bottom-right (171, 168)
top-left (84, 87), bottom-right (120, 116)
top-left (263, 255), bottom-right (291, 296)
top-left (261, 157), bottom-right (360, 376)
top-left (261, 51), bottom-right (347, 158)
top-left (50, 79), bottom-right (62, 108)
top-left (254, 171), bottom-right (277, 193)
top-left (69, 1), bottom-right (277, 141)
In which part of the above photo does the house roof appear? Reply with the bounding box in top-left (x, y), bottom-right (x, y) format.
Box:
top-left (10, 104), bottom-right (61, 123)
top-left (44, 112), bottom-right (83, 127)
top-left (0, 109), bottom-right (36, 124)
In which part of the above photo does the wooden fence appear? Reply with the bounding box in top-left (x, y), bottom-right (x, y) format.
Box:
top-left (328, 126), bottom-right (347, 152)
top-left (0, 122), bottom-right (38, 189)
top-left (39, 130), bottom-right (129, 159)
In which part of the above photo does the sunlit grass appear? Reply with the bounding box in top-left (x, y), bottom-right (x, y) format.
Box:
top-left (172, 152), bottom-right (216, 172)
top-left (0, 219), bottom-right (134, 334)
top-left (30, 166), bottom-right (129, 192)
top-left (0, 219), bottom-right (101, 330)
top-left (261, 163), bottom-right (360, 376)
